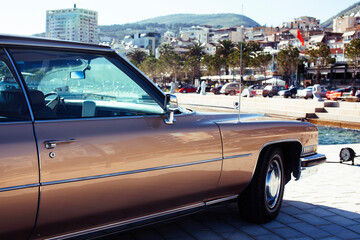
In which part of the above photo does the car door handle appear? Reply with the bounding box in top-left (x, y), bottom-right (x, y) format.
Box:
top-left (44, 139), bottom-right (77, 149)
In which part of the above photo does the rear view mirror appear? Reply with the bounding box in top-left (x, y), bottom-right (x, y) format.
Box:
top-left (70, 71), bottom-right (85, 79)
top-left (164, 94), bottom-right (178, 125)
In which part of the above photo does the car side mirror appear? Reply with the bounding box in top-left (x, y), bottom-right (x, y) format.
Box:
top-left (70, 71), bottom-right (85, 79)
top-left (164, 94), bottom-right (178, 124)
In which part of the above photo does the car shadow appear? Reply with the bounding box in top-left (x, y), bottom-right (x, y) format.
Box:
top-left (94, 200), bottom-right (360, 240)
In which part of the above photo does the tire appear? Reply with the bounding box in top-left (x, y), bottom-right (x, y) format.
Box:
top-left (238, 147), bottom-right (284, 223)
top-left (269, 92), bottom-right (274, 98)
top-left (284, 95), bottom-right (289, 98)
top-left (304, 96), bottom-right (308, 100)
top-left (291, 93), bottom-right (296, 98)
top-left (183, 90), bottom-right (187, 93)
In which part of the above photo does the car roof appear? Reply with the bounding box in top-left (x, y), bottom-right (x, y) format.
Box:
top-left (0, 34), bottom-right (113, 53)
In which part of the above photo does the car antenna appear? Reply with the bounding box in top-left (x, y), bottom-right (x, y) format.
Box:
top-left (238, 4), bottom-right (244, 123)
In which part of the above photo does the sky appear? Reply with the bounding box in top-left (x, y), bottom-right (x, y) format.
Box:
top-left (1, 0), bottom-right (359, 35)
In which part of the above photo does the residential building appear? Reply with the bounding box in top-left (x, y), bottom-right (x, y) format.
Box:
top-left (46, 5), bottom-right (98, 44)
top-left (180, 26), bottom-right (210, 44)
top-left (123, 32), bottom-right (161, 54)
top-left (282, 16), bottom-right (320, 30)
top-left (245, 27), bottom-right (276, 41)
top-left (333, 15), bottom-right (358, 33)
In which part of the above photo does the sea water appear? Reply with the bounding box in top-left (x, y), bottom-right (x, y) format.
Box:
top-left (317, 125), bottom-right (360, 145)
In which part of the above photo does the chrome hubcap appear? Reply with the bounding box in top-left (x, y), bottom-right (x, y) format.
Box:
top-left (266, 158), bottom-right (281, 209)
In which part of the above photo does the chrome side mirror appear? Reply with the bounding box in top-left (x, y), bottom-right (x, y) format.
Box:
top-left (164, 94), bottom-right (178, 124)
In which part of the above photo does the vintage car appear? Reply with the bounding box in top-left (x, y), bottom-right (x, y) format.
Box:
top-left (219, 82), bottom-right (240, 95)
top-left (0, 35), bottom-right (326, 240)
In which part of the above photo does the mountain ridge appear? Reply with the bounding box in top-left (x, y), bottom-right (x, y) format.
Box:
top-left (134, 13), bottom-right (260, 27)
top-left (321, 1), bottom-right (360, 28)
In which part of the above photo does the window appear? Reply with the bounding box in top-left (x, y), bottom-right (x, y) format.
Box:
top-left (10, 49), bottom-right (164, 120)
top-left (0, 50), bottom-right (30, 121)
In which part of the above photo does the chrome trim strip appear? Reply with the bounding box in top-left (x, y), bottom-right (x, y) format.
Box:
top-left (47, 202), bottom-right (205, 240)
top-left (205, 195), bottom-right (238, 206)
top-left (0, 183), bottom-right (39, 192)
top-left (4, 48), bottom-right (35, 121)
top-left (34, 114), bottom-right (167, 123)
top-left (42, 158), bottom-right (223, 186)
top-left (223, 153), bottom-right (252, 160)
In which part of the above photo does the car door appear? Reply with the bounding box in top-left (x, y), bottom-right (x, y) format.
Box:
top-left (10, 48), bottom-right (222, 239)
top-left (0, 50), bottom-right (39, 240)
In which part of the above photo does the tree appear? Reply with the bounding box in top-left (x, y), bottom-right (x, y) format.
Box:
top-left (345, 38), bottom-right (360, 86)
top-left (158, 50), bottom-right (183, 83)
top-left (250, 52), bottom-right (273, 80)
top-left (126, 49), bottom-right (147, 67)
top-left (307, 43), bottom-right (332, 84)
top-left (277, 45), bottom-right (300, 85)
top-left (184, 43), bottom-right (205, 81)
top-left (201, 54), bottom-right (223, 76)
top-left (139, 55), bottom-right (159, 81)
top-left (158, 43), bottom-right (173, 56)
top-left (216, 40), bottom-right (236, 75)
top-left (227, 42), bottom-right (262, 76)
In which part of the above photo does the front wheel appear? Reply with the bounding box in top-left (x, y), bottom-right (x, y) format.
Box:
top-left (238, 147), bottom-right (284, 223)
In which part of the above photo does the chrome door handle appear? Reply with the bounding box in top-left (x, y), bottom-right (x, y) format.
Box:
top-left (44, 139), bottom-right (77, 149)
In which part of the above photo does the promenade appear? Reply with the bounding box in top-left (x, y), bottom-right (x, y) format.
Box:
top-left (175, 93), bottom-right (360, 129)
top-left (100, 144), bottom-right (360, 240)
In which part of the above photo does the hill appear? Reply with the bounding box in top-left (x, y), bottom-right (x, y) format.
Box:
top-left (135, 13), bottom-right (260, 28)
top-left (99, 13), bottom-right (260, 41)
top-left (321, 1), bottom-right (360, 28)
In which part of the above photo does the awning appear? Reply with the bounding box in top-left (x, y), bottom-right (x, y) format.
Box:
top-left (342, 31), bottom-right (355, 37)
top-left (310, 35), bottom-right (324, 43)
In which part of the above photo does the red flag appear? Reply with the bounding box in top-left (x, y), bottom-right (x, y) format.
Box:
top-left (297, 29), bottom-right (304, 46)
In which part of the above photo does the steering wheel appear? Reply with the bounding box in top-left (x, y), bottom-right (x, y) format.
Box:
top-left (44, 92), bottom-right (60, 111)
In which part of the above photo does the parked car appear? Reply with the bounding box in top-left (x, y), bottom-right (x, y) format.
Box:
top-left (179, 85), bottom-right (197, 93)
top-left (0, 35), bottom-right (326, 240)
top-left (241, 84), bottom-right (264, 97)
top-left (210, 85), bottom-right (223, 95)
top-left (262, 85), bottom-right (286, 97)
top-left (220, 82), bottom-right (240, 95)
top-left (279, 86), bottom-right (303, 98)
top-left (298, 86), bottom-right (327, 99)
top-left (326, 86), bottom-right (352, 100)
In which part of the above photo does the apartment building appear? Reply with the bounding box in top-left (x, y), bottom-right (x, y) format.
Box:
top-left (46, 5), bottom-right (98, 44)
top-left (333, 14), bottom-right (358, 33)
top-left (282, 16), bottom-right (320, 30)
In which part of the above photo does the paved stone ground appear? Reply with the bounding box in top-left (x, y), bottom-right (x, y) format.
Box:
top-left (97, 144), bottom-right (360, 240)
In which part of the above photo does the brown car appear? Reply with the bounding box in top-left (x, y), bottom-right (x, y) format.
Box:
top-left (0, 35), bottom-right (326, 240)
top-left (262, 85), bottom-right (286, 97)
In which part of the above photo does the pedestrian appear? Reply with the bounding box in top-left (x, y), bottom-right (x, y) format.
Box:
top-left (356, 89), bottom-right (360, 98)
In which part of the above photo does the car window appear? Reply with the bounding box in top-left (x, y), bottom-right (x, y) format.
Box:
top-left (264, 86), bottom-right (272, 90)
top-left (0, 51), bottom-right (30, 122)
top-left (10, 49), bottom-right (165, 120)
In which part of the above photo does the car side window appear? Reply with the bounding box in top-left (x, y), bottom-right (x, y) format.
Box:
top-left (0, 51), bottom-right (30, 122)
top-left (10, 49), bottom-right (165, 120)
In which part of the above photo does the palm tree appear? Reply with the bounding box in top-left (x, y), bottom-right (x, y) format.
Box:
top-left (126, 49), bottom-right (147, 67)
top-left (185, 43), bottom-right (206, 81)
top-left (216, 40), bottom-right (236, 75)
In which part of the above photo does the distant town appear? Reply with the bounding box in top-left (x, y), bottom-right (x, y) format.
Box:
top-left (44, 4), bottom-right (360, 88)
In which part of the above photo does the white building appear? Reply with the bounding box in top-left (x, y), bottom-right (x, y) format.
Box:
top-left (46, 5), bottom-right (98, 44)
top-left (180, 26), bottom-right (210, 44)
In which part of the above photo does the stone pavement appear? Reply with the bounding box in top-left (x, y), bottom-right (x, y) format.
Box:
top-left (99, 144), bottom-right (360, 240)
